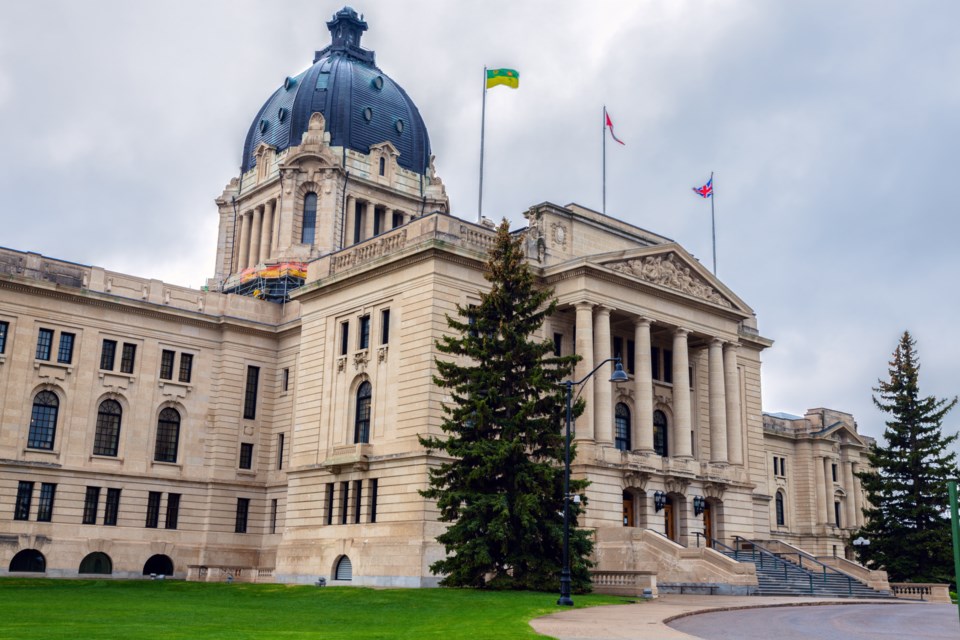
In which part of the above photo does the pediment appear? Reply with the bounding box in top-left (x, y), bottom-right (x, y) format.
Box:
top-left (595, 244), bottom-right (749, 312)
top-left (821, 422), bottom-right (867, 447)
top-left (370, 141), bottom-right (400, 157)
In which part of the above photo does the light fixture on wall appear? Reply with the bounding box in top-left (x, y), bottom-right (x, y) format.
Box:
top-left (693, 495), bottom-right (707, 516)
top-left (654, 490), bottom-right (667, 512)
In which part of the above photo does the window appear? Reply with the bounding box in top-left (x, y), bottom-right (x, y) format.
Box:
top-left (93, 399), bottom-right (122, 457)
top-left (353, 204), bottom-right (363, 243)
top-left (0, 320), bottom-right (8, 354)
top-left (355, 381), bottom-right (372, 444)
top-left (120, 343), bottom-right (137, 374)
top-left (651, 346), bottom-right (660, 380)
top-left (832, 463), bottom-right (838, 482)
top-left (663, 349), bottom-right (673, 383)
top-left (653, 410), bottom-right (669, 457)
top-left (104, 489), bottom-right (121, 526)
top-left (834, 501), bottom-right (842, 527)
top-left (28, 391), bottom-right (59, 450)
top-left (282, 368), bottom-right (290, 392)
top-left (235, 498), bottom-right (250, 533)
top-left (358, 315), bottom-right (370, 350)
top-left (83, 487), bottom-right (100, 525)
top-left (773, 456), bottom-right (778, 476)
top-left (165, 493), bottom-right (180, 529)
top-left (553, 332), bottom-right (562, 356)
top-left (380, 309), bottom-right (390, 345)
top-left (15, 481), bottom-right (33, 521)
top-left (392, 211), bottom-right (404, 228)
top-left (378, 156), bottom-right (386, 176)
top-left (370, 478), bottom-right (378, 523)
top-left (340, 482), bottom-right (349, 525)
top-left (277, 433), bottom-right (285, 470)
top-left (154, 408), bottom-right (181, 463)
top-left (613, 337), bottom-right (624, 365)
top-left (773, 456), bottom-right (786, 477)
top-left (270, 499), bottom-right (278, 534)
top-left (36, 483), bottom-right (56, 521)
top-left (239, 443), bottom-right (254, 470)
top-left (159, 350), bottom-right (175, 380)
top-left (614, 403), bottom-right (631, 451)
top-left (627, 340), bottom-right (635, 374)
top-left (100, 339), bottom-right (117, 370)
top-left (36, 328), bottom-right (53, 360)
top-left (353, 480), bottom-right (362, 524)
top-left (243, 366), bottom-right (260, 420)
top-left (57, 332), bottom-right (75, 364)
top-left (301, 193), bottom-right (317, 244)
top-left (145, 491), bottom-right (161, 528)
top-left (178, 353), bottom-right (193, 383)
top-left (780, 457), bottom-right (786, 476)
top-left (340, 321), bottom-right (349, 355)
top-left (776, 491), bottom-right (785, 527)
top-left (373, 207), bottom-right (382, 236)
top-left (325, 483), bottom-right (335, 525)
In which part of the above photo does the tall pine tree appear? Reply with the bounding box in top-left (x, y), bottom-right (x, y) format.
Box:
top-left (855, 331), bottom-right (958, 583)
top-left (419, 219), bottom-right (593, 591)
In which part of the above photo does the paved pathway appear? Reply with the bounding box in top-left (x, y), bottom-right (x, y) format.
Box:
top-left (529, 595), bottom-right (930, 640)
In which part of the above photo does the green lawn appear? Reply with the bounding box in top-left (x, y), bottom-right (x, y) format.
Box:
top-left (0, 579), bottom-right (629, 639)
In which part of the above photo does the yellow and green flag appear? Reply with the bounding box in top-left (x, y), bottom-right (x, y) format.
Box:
top-left (486, 68), bottom-right (519, 89)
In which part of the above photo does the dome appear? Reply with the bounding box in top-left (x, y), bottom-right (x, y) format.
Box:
top-left (241, 7), bottom-right (431, 175)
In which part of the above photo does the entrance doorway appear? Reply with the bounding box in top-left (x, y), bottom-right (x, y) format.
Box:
top-left (702, 503), bottom-right (713, 547)
top-left (622, 491), bottom-right (635, 527)
top-left (663, 497), bottom-right (676, 541)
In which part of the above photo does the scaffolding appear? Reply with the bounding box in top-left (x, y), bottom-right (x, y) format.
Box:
top-left (221, 262), bottom-right (307, 303)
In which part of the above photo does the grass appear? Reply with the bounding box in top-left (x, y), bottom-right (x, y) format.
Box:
top-left (0, 579), bottom-right (629, 639)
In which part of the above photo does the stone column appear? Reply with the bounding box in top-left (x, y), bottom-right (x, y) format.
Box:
top-left (574, 303), bottom-right (594, 441)
top-left (852, 463), bottom-right (864, 527)
top-left (344, 196), bottom-right (355, 249)
top-left (593, 306), bottom-right (613, 444)
top-left (237, 210), bottom-right (251, 271)
top-left (672, 328), bottom-right (692, 458)
top-left (363, 201), bottom-right (375, 240)
top-left (814, 456), bottom-right (828, 524)
top-left (723, 344), bottom-right (743, 465)
top-left (823, 457), bottom-right (835, 525)
top-left (260, 199), bottom-right (274, 262)
top-left (271, 197), bottom-right (281, 252)
top-left (843, 459), bottom-right (857, 529)
top-left (634, 318), bottom-right (654, 452)
top-left (708, 339), bottom-right (728, 463)
top-left (249, 206), bottom-right (263, 268)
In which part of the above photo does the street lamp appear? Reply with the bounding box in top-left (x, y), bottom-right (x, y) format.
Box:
top-left (852, 536), bottom-right (870, 561)
top-left (558, 357), bottom-right (629, 607)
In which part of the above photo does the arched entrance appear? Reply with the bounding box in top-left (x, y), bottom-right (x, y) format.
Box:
top-left (9, 549), bottom-right (45, 572)
top-left (663, 496), bottom-right (676, 542)
top-left (334, 555), bottom-right (353, 581)
top-left (79, 552), bottom-right (113, 575)
top-left (142, 554), bottom-right (174, 576)
top-left (702, 502), bottom-right (713, 547)
top-left (622, 490), bottom-right (635, 527)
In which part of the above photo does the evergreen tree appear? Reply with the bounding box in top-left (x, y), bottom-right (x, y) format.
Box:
top-left (419, 219), bottom-right (593, 591)
top-left (855, 331), bottom-right (958, 583)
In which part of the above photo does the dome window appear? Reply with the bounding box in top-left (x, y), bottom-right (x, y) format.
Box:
top-left (363, 107), bottom-right (373, 122)
top-left (372, 75), bottom-right (384, 91)
top-left (284, 76), bottom-right (296, 91)
top-left (277, 107), bottom-right (287, 122)
top-left (258, 119), bottom-right (269, 134)
top-left (395, 119), bottom-right (404, 134)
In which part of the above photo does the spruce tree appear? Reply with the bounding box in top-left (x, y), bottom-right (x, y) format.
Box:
top-left (855, 331), bottom-right (958, 583)
top-left (419, 219), bottom-right (593, 591)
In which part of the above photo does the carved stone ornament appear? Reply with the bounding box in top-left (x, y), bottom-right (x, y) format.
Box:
top-left (336, 356), bottom-right (346, 373)
top-left (551, 222), bottom-right (567, 248)
top-left (353, 350), bottom-right (369, 371)
top-left (703, 481), bottom-right (726, 501)
top-left (664, 476), bottom-right (690, 496)
top-left (624, 470), bottom-right (650, 491)
top-left (607, 252), bottom-right (732, 308)
top-left (377, 346), bottom-right (388, 363)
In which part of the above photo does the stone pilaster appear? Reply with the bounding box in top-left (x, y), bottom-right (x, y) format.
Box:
top-left (814, 456), bottom-right (828, 524)
top-left (672, 328), bottom-right (692, 458)
top-left (723, 343), bottom-right (743, 465)
top-left (708, 338), bottom-right (728, 463)
top-left (824, 457), bottom-right (835, 525)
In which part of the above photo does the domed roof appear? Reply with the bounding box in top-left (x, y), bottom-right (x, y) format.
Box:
top-left (241, 7), bottom-right (431, 175)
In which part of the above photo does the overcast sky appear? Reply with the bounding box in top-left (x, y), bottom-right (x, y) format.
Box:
top-left (2, 1), bottom-right (958, 445)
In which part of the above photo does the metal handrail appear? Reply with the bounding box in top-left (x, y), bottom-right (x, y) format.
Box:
top-left (736, 537), bottom-right (856, 595)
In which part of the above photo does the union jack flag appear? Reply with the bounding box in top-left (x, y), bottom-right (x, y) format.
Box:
top-left (692, 177), bottom-right (713, 198)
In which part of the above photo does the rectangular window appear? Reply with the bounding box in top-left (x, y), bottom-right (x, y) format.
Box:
top-left (353, 206), bottom-right (362, 244)
top-left (832, 463), bottom-right (838, 482)
top-left (57, 332), bottom-right (75, 364)
top-left (100, 339), bottom-right (117, 370)
top-left (145, 491), bottom-right (161, 528)
top-left (340, 482), bottom-right (349, 525)
top-left (235, 498), bottom-right (250, 534)
top-left (159, 350), bottom-right (175, 380)
top-left (627, 340), bottom-right (635, 374)
top-left (553, 332), bottom-right (562, 356)
top-left (613, 336), bottom-right (624, 365)
top-left (120, 343), bottom-right (137, 374)
top-left (370, 478), bottom-right (378, 524)
top-left (282, 367), bottom-right (290, 392)
top-left (773, 456), bottom-right (779, 476)
top-left (165, 493), bottom-right (180, 529)
top-left (651, 347), bottom-right (660, 381)
top-left (243, 366), bottom-right (260, 420)
top-left (663, 349), bottom-right (673, 384)
top-left (353, 479), bottom-right (363, 524)
top-left (392, 211), bottom-right (404, 228)
top-left (340, 321), bottom-right (349, 356)
top-left (780, 457), bottom-right (786, 476)
top-left (277, 433), bottom-right (285, 470)
top-left (373, 207), bottom-right (382, 236)
top-left (380, 309), bottom-right (390, 345)
top-left (178, 353), bottom-right (193, 383)
top-left (36, 328), bottom-right (53, 360)
top-left (15, 481), bottom-right (34, 521)
top-left (104, 488), bottom-right (121, 526)
top-left (239, 443), bottom-right (254, 470)
top-left (358, 315), bottom-right (370, 350)
top-left (270, 498), bottom-right (278, 534)
top-left (37, 483), bottom-right (56, 522)
top-left (83, 487), bottom-right (100, 525)
top-left (325, 483), bottom-right (335, 526)
top-left (0, 320), bottom-right (8, 354)
top-left (834, 502), bottom-right (842, 527)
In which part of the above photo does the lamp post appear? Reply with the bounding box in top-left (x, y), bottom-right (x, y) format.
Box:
top-left (558, 357), bottom-right (629, 606)
top-left (851, 536), bottom-right (869, 563)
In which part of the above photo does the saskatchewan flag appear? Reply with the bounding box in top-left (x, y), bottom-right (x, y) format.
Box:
top-left (486, 68), bottom-right (519, 89)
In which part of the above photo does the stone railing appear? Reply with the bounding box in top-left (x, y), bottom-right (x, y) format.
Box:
top-left (591, 570), bottom-right (657, 597)
top-left (329, 229), bottom-right (409, 275)
top-left (890, 583), bottom-right (952, 603)
top-left (187, 565), bottom-right (274, 583)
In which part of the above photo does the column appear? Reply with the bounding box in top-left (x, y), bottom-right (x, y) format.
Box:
top-left (634, 318), bottom-right (654, 452)
top-left (593, 307), bottom-right (613, 444)
top-left (672, 328), bottom-right (692, 458)
top-left (261, 199), bottom-right (275, 261)
top-left (708, 339), bottom-right (728, 463)
top-left (237, 210), bottom-right (251, 271)
top-left (249, 206), bottom-right (263, 268)
top-left (344, 196), bottom-right (355, 249)
top-left (574, 303), bottom-right (594, 441)
top-left (814, 456), bottom-right (828, 524)
top-left (271, 197), bottom-right (282, 252)
top-left (363, 201), bottom-right (375, 240)
top-left (723, 344), bottom-right (743, 465)
top-left (823, 457), bottom-right (835, 525)
top-left (843, 460), bottom-right (857, 529)
top-left (852, 463), bottom-right (864, 527)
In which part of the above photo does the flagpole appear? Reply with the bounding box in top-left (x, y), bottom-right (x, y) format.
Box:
top-left (478, 66), bottom-right (487, 223)
top-left (602, 106), bottom-right (607, 215)
top-left (710, 171), bottom-right (716, 275)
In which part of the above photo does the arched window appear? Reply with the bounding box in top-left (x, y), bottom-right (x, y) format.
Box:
top-left (9, 549), bottom-right (45, 573)
top-left (653, 410), bottom-right (668, 457)
top-left (28, 391), bottom-right (59, 450)
top-left (93, 400), bottom-right (122, 456)
top-left (614, 403), bottom-right (631, 451)
top-left (378, 156), bottom-right (386, 176)
top-left (776, 490), bottom-right (786, 527)
top-left (301, 192), bottom-right (317, 244)
top-left (335, 555), bottom-right (353, 581)
top-left (354, 381), bottom-right (372, 444)
top-left (79, 552), bottom-right (113, 575)
top-left (142, 554), bottom-right (174, 576)
top-left (154, 408), bottom-right (181, 463)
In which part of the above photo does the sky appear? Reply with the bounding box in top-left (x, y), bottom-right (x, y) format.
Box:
top-left (2, 1), bottom-right (958, 445)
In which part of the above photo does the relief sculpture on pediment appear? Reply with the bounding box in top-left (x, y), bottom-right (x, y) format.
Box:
top-left (608, 252), bottom-right (732, 308)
